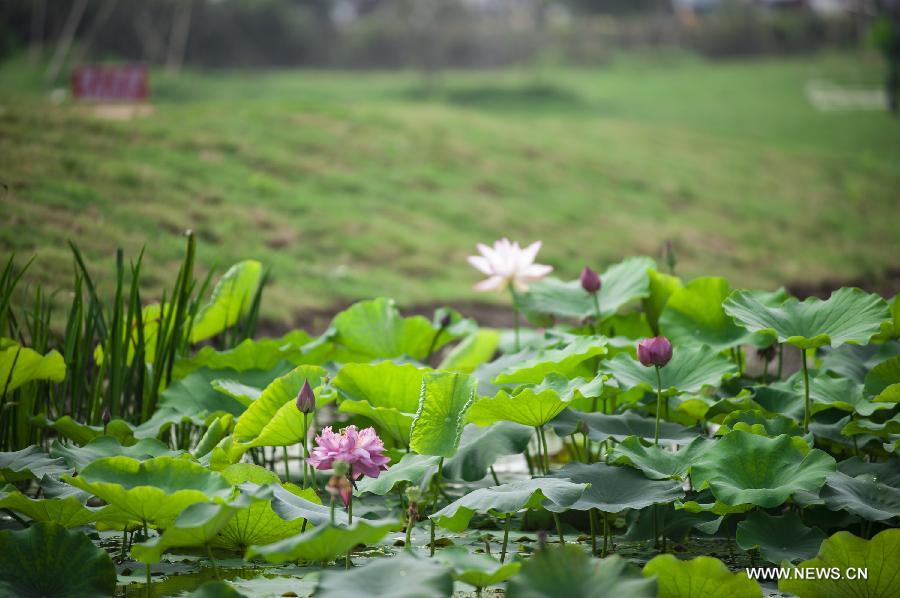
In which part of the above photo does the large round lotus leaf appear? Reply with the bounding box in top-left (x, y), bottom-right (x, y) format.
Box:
top-left (779, 529), bottom-right (900, 598)
top-left (603, 345), bottom-right (736, 397)
top-left (735, 511), bottom-right (826, 564)
top-left (818, 471), bottom-right (900, 522)
top-left (410, 371), bottom-right (478, 458)
top-left (552, 408), bottom-right (702, 446)
top-left (506, 548), bottom-right (656, 598)
top-left (436, 546), bottom-right (521, 589)
top-left (468, 374), bottom-right (603, 428)
top-left (0, 485), bottom-right (101, 528)
top-left (316, 552), bottom-right (453, 598)
top-left (0, 445), bottom-right (68, 482)
top-left (492, 337), bottom-right (608, 385)
top-left (723, 288), bottom-right (890, 350)
top-left (174, 330), bottom-right (312, 379)
top-left (642, 554), bottom-right (761, 598)
top-left (544, 462), bottom-right (683, 513)
top-left (431, 478), bottom-right (588, 532)
top-left (246, 518), bottom-right (400, 563)
top-left (691, 431), bottom-right (836, 508)
top-left (333, 361), bottom-right (429, 413)
top-left (837, 456), bottom-right (900, 487)
top-left (841, 413), bottom-right (900, 439)
top-left (611, 436), bottom-right (713, 480)
top-left (659, 277), bottom-right (779, 352)
top-left (864, 355), bottom-right (900, 402)
top-left (443, 422), bottom-right (533, 482)
top-left (718, 410), bottom-right (805, 440)
top-left (63, 456), bottom-right (233, 526)
top-left (513, 257), bottom-right (655, 322)
top-left (0, 523), bottom-right (116, 597)
top-left (50, 437), bottom-right (184, 471)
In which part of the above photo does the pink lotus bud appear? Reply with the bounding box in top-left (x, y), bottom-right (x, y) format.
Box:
top-left (326, 475), bottom-right (353, 507)
top-left (101, 407), bottom-right (111, 426)
top-left (295, 379), bottom-right (315, 414)
top-left (580, 266), bottom-right (601, 294)
top-left (439, 313), bottom-right (452, 328)
top-left (637, 336), bottom-right (673, 368)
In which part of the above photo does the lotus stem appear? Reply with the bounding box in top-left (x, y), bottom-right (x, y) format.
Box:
top-left (490, 466), bottom-right (500, 485)
top-left (602, 511), bottom-right (610, 557)
top-left (330, 495), bottom-right (336, 526)
top-left (523, 447), bottom-right (535, 476)
top-left (206, 543), bottom-right (220, 579)
top-left (404, 512), bottom-right (416, 552)
top-left (591, 292), bottom-right (602, 334)
top-left (538, 426), bottom-right (551, 474)
top-left (777, 344), bottom-right (784, 379)
top-left (500, 515), bottom-right (512, 563)
top-left (800, 347), bottom-right (811, 434)
top-left (282, 446), bottom-right (290, 481)
top-left (589, 508), bottom-right (597, 556)
top-left (347, 490), bottom-right (353, 524)
top-left (301, 413), bottom-right (309, 489)
top-left (654, 366), bottom-right (663, 446)
top-left (430, 519), bottom-right (436, 557)
top-left (552, 512), bottom-right (565, 545)
top-left (145, 562), bottom-right (152, 598)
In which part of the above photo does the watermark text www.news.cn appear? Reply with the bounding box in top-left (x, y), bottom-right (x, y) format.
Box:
top-left (745, 567), bottom-right (868, 581)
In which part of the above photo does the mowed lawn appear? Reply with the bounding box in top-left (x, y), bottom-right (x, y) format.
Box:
top-left (1, 52), bottom-right (898, 324)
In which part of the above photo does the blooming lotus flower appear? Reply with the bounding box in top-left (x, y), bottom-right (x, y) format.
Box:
top-left (637, 336), bottom-right (673, 368)
top-left (580, 266), bottom-right (601, 294)
top-left (467, 238), bottom-right (552, 292)
top-left (307, 425), bottom-right (390, 480)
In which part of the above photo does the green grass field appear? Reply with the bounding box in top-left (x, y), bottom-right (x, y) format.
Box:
top-left (1, 52), bottom-right (898, 325)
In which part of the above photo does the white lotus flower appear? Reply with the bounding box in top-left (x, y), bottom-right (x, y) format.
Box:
top-left (467, 238), bottom-right (553, 292)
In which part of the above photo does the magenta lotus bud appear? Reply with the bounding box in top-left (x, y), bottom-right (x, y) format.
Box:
top-left (295, 379), bottom-right (315, 414)
top-left (580, 266), bottom-right (601, 294)
top-left (101, 407), bottom-right (111, 426)
top-left (637, 336), bottom-right (673, 368)
top-left (439, 313), bottom-right (452, 328)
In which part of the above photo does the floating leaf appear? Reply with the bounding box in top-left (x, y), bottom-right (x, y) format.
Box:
top-left (0, 344), bottom-right (66, 393)
top-left (0, 446), bottom-right (67, 482)
top-left (552, 409), bottom-right (702, 446)
top-left (436, 546), bottom-right (521, 589)
top-left (723, 288), bottom-right (890, 350)
top-left (439, 330), bottom-right (501, 374)
top-left (514, 257), bottom-right (655, 321)
top-left (864, 355), bottom-right (900, 402)
top-left (660, 278), bottom-right (778, 351)
top-left (544, 462), bottom-right (684, 513)
top-left (431, 478), bottom-right (588, 532)
top-left (603, 345), bottom-right (736, 396)
top-left (191, 260), bottom-right (264, 343)
top-left (506, 548), bottom-right (655, 598)
top-left (468, 374), bottom-right (603, 428)
top-left (779, 529), bottom-right (900, 598)
top-left (50, 437), bottom-right (183, 471)
top-left (0, 523), bottom-right (116, 598)
top-left (316, 552), bottom-right (453, 598)
top-left (492, 336), bottom-right (607, 385)
top-left (642, 555), bottom-right (761, 598)
top-left (246, 518), bottom-right (400, 563)
top-left (63, 456), bottom-right (233, 527)
top-left (611, 436), bottom-right (713, 480)
top-left (410, 372), bottom-right (477, 458)
top-left (443, 422), bottom-right (534, 482)
top-left (735, 511), bottom-right (826, 564)
top-left (691, 431), bottom-right (836, 508)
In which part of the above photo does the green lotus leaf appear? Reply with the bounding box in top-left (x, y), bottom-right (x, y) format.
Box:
top-left (818, 471), bottom-right (900, 521)
top-left (30, 414), bottom-right (134, 446)
top-left (246, 518), bottom-right (400, 563)
top-left (0, 523), bottom-right (117, 598)
top-left (810, 413), bottom-right (879, 453)
top-left (210, 380), bottom-right (262, 406)
top-left (175, 330), bottom-right (313, 379)
top-left (873, 293), bottom-right (899, 341)
top-left (50, 437), bottom-right (183, 471)
top-left (611, 436), bottom-right (713, 480)
top-left (439, 329), bottom-right (501, 374)
top-left (514, 256), bottom-right (655, 321)
top-left (723, 288), bottom-right (890, 350)
top-left (642, 554), bottom-right (761, 598)
top-left (759, 374), bottom-right (892, 419)
top-left (315, 552), bottom-right (453, 598)
top-left (676, 494), bottom-right (753, 516)
top-left (334, 362), bottom-right (427, 413)
top-left (188, 581), bottom-right (248, 598)
top-left (436, 546), bottom-right (521, 589)
top-left (544, 462), bottom-right (683, 513)
top-left (132, 498), bottom-right (249, 563)
top-left (0, 343), bottom-right (66, 393)
top-left (191, 260), bottom-right (264, 343)
top-left (135, 365), bottom-right (292, 439)
top-left (192, 414), bottom-right (234, 459)
top-left (470, 373), bottom-right (604, 429)
top-left (691, 431), bottom-right (836, 508)
top-left (735, 511), bottom-right (826, 564)
top-left (0, 484), bottom-right (102, 527)
top-left (841, 413), bottom-right (900, 438)
top-left (329, 298), bottom-right (454, 361)
top-left (660, 278), bottom-right (780, 351)
top-left (492, 336), bottom-right (607, 385)
top-left (643, 268), bottom-right (684, 336)
top-left (431, 477), bottom-right (588, 532)
top-left (356, 453), bottom-right (440, 496)
top-left (779, 529), bottom-right (900, 598)
top-left (603, 345), bottom-right (737, 396)
top-left (0, 445), bottom-right (68, 482)
top-left (624, 503), bottom-right (723, 541)
top-left (507, 548), bottom-right (655, 598)
top-left (268, 483), bottom-right (349, 526)
top-left (63, 456), bottom-right (233, 527)
top-left (339, 400), bottom-right (414, 446)
top-left (864, 355), bottom-right (900, 402)
top-left (410, 372), bottom-right (477, 458)
top-left (837, 456), bottom-right (900, 487)
top-left (552, 409), bottom-right (702, 446)
top-left (443, 422), bottom-right (534, 482)
top-left (232, 365), bottom-right (327, 445)
top-left (718, 410), bottom-right (805, 440)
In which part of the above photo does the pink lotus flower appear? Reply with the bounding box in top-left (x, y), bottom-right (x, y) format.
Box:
top-left (467, 238), bottom-right (553, 292)
top-left (307, 425), bottom-right (390, 480)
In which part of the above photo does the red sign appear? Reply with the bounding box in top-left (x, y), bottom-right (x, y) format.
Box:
top-left (72, 65), bottom-right (149, 102)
